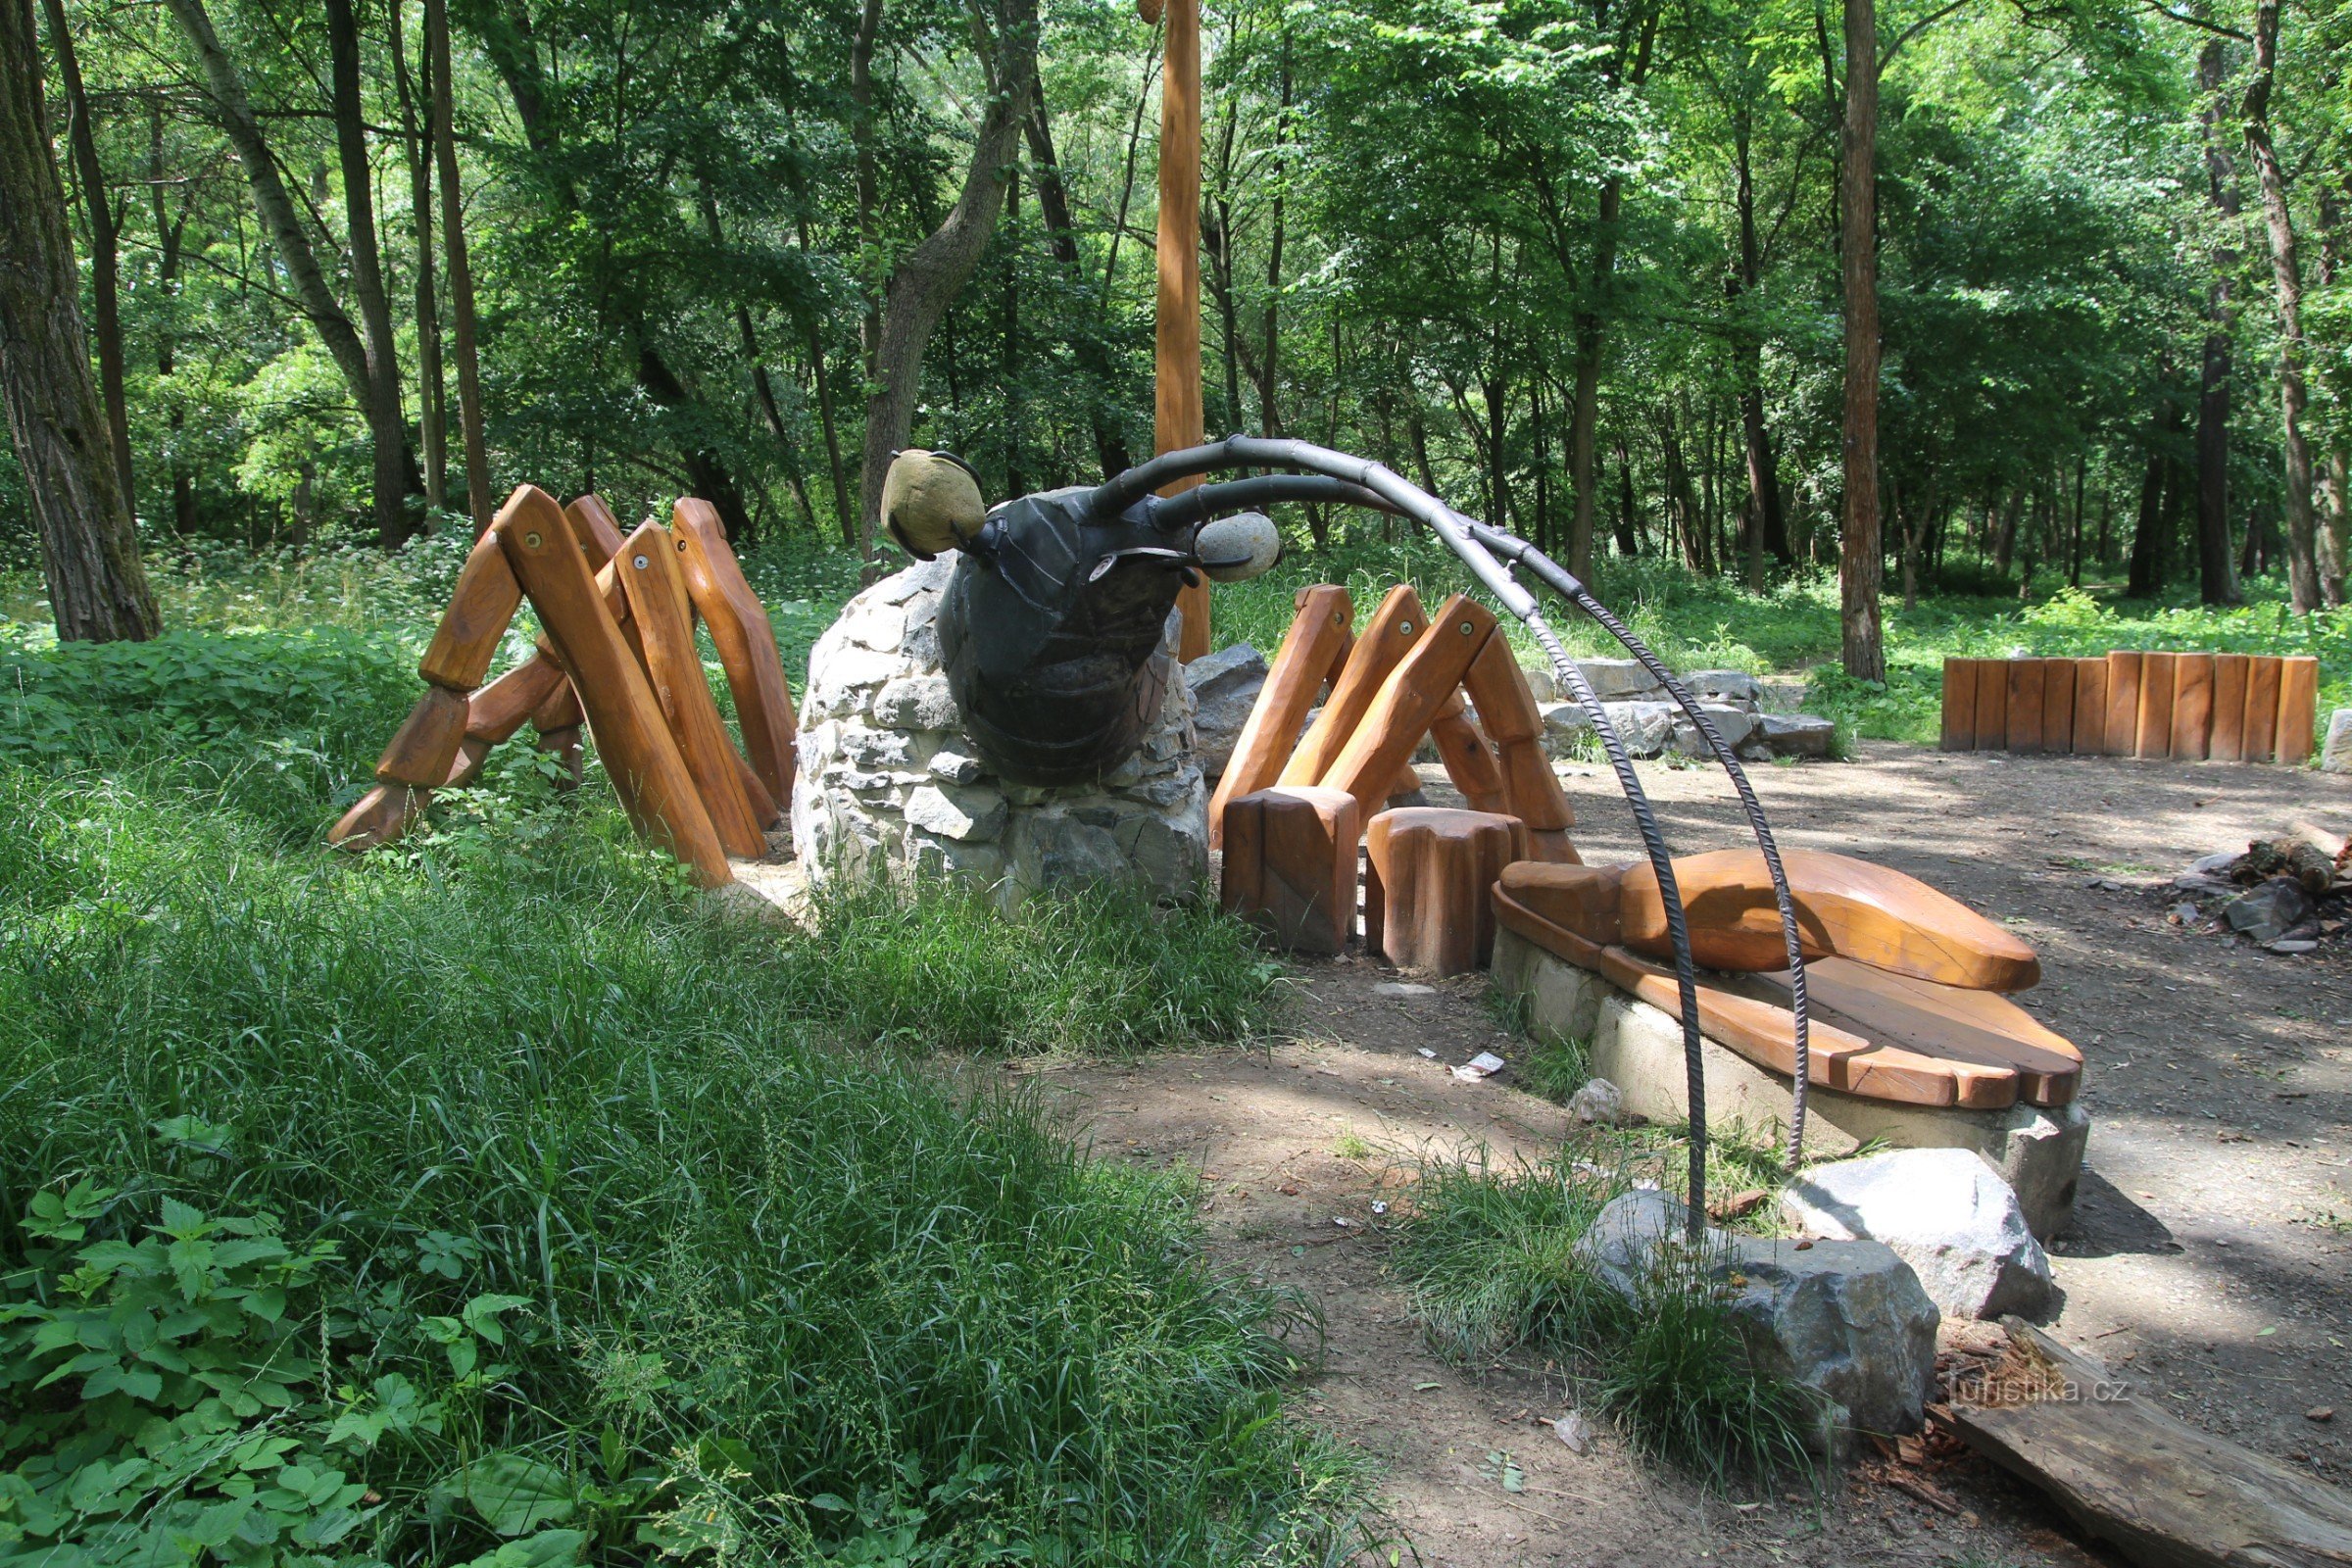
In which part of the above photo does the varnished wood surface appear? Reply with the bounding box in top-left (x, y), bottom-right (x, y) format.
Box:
top-left (618, 520), bottom-right (766, 858)
top-left (1463, 632), bottom-right (1578, 837)
top-left (1938, 650), bottom-right (2320, 766)
top-left (2134, 651), bottom-right (2177, 760)
top-left (2243, 655), bottom-right (2281, 764)
top-left (564, 493), bottom-right (626, 569)
top-left (1208, 583), bottom-right (1351, 849)
top-left (1364, 808), bottom-right (1522, 975)
top-left (417, 526), bottom-right (522, 692)
top-left (497, 485), bottom-right (730, 887)
top-left (2071, 657), bottom-right (2107, 756)
top-left (1428, 692), bottom-right (1509, 814)
top-left (1283, 584), bottom-right (1427, 787)
top-left (2209, 652), bottom-right (2249, 761)
top-left (467, 655), bottom-right (568, 746)
top-left (327, 782), bottom-right (426, 852)
top-left (1496, 859), bottom-right (1623, 946)
top-left (2278, 655), bottom-right (2319, 765)
top-left (1941, 658), bottom-right (1980, 751)
top-left (2039, 658), bottom-right (2076, 752)
top-left (1616, 847), bottom-right (2043, 993)
top-left (2006, 659), bottom-right (2046, 754)
top-left (1156, 0), bottom-right (1208, 662)
top-left (2105, 651), bottom-right (2141, 757)
top-left (671, 498), bottom-right (800, 805)
top-left (1321, 597), bottom-right (1498, 822)
top-left (2170, 652), bottom-right (2213, 761)
top-left (1974, 659), bottom-right (2009, 752)
top-left (373, 686), bottom-right (471, 787)
top-left (1221, 785), bottom-right (1360, 955)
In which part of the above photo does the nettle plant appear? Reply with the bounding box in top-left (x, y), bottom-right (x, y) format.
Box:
top-left (0, 1175), bottom-right (576, 1568)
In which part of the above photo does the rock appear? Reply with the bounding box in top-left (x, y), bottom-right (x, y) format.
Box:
top-left (1574, 659), bottom-right (1666, 701)
top-left (1538, 701), bottom-right (1594, 757)
top-left (1760, 712), bottom-right (1838, 759)
top-left (928, 749), bottom-right (986, 784)
top-left (903, 783), bottom-right (1008, 844)
top-left (1599, 701), bottom-right (1679, 757)
top-left (1569, 1077), bottom-right (1626, 1125)
top-left (1672, 703), bottom-right (1760, 757)
top-left (1551, 1410), bottom-right (1593, 1453)
top-left (871, 674), bottom-right (960, 731)
top-left (2224, 877), bottom-right (2314, 944)
top-left (2324, 709), bottom-right (2352, 775)
top-left (1183, 643), bottom-right (1269, 779)
top-left (1689, 669), bottom-right (1764, 705)
top-left (1519, 662), bottom-right (1558, 702)
top-left (1009, 810), bottom-right (1134, 891)
top-left (1780, 1148), bottom-right (2054, 1321)
top-left (1576, 1190), bottom-right (1939, 1446)
top-left (1373, 982), bottom-right (1437, 998)
top-left (1737, 739), bottom-right (1776, 762)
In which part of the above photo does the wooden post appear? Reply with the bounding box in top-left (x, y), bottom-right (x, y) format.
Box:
top-left (2104, 652), bottom-right (2142, 757)
top-left (1155, 0), bottom-right (1209, 662)
top-left (2039, 658), bottom-right (2076, 755)
top-left (2276, 656), bottom-right (2319, 764)
top-left (2071, 657), bottom-right (2107, 757)
top-left (1940, 659), bottom-right (1978, 751)
top-left (1206, 584), bottom-right (1350, 848)
top-left (2210, 653), bottom-right (2249, 761)
top-left (2134, 652), bottom-right (2177, 760)
top-left (2243, 656), bottom-right (2281, 763)
top-left (1221, 785), bottom-right (1361, 954)
top-left (2004, 659), bottom-right (2045, 754)
top-left (1973, 659), bottom-right (2008, 753)
top-left (2170, 653), bottom-right (2214, 760)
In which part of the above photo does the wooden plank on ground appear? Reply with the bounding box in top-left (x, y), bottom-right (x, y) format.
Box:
top-left (1974, 659), bottom-right (2009, 752)
top-left (2006, 660), bottom-right (2046, 753)
top-left (1947, 1320), bottom-right (2352, 1568)
top-left (1942, 659), bottom-right (1979, 751)
top-left (2244, 656), bottom-right (2282, 764)
top-left (2072, 658), bottom-right (2108, 756)
top-left (2135, 652), bottom-right (2178, 760)
top-left (2210, 654), bottom-right (2249, 762)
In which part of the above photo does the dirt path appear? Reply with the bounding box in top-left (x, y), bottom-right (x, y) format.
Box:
top-left (1020, 741), bottom-right (2352, 1567)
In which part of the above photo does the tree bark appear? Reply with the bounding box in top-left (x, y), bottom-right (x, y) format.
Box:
top-left (323, 0), bottom-right (412, 547)
top-left (857, 0), bottom-right (1039, 554)
top-left (1025, 88), bottom-right (1133, 475)
top-left (40, 0), bottom-right (129, 514)
top-left (1, 0), bottom-right (159, 640)
top-left (2127, 389), bottom-right (2181, 598)
top-left (390, 1), bottom-right (446, 513)
top-left (2316, 177), bottom-right (2346, 607)
top-left (851, 0), bottom-right (884, 376)
top-left (148, 105), bottom-right (195, 534)
top-left (427, 0), bottom-right (490, 530)
top-left (2243, 0), bottom-right (2320, 612)
top-left (1731, 109), bottom-right (1787, 589)
top-left (2192, 39), bottom-right (2242, 605)
top-left (1838, 0), bottom-right (1884, 680)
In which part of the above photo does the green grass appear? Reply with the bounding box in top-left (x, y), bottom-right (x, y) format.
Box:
top-left (1392, 1151), bottom-right (1816, 1490)
top-left (0, 565), bottom-right (1377, 1564)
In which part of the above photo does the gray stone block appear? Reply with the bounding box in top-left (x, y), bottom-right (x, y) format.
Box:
top-left (1782, 1148), bottom-right (2054, 1320)
top-left (2322, 708), bottom-right (2352, 774)
top-left (1761, 713), bottom-right (1838, 759)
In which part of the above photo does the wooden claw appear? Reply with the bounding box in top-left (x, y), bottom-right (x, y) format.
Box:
top-left (1320, 596), bottom-right (1498, 824)
top-left (468, 656), bottom-right (569, 747)
top-left (670, 498), bottom-right (799, 804)
top-left (1428, 691), bottom-right (1508, 814)
top-left (1462, 633), bottom-right (1577, 839)
top-left (374, 686), bottom-right (472, 787)
top-left (1282, 584), bottom-right (1426, 788)
top-left (329, 782), bottom-right (427, 851)
top-left (417, 526), bottom-right (523, 691)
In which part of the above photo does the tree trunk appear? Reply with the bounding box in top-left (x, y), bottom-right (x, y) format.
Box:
top-left (2317, 178), bottom-right (2347, 607)
top-left (426, 0), bottom-right (490, 531)
top-left (324, 0), bottom-right (412, 547)
top-left (1002, 168), bottom-right (1025, 498)
top-left (1025, 88), bottom-right (1133, 475)
top-left (40, 0), bottom-right (129, 514)
top-left (1735, 110), bottom-right (1788, 589)
top-left (858, 0), bottom-right (1039, 554)
top-left (148, 106), bottom-right (195, 534)
top-left (1838, 0), bottom-right (1884, 680)
top-left (699, 174), bottom-right (815, 529)
top-left (2243, 0), bottom-right (2320, 612)
top-left (2192, 39), bottom-right (2242, 605)
top-left (390, 2), bottom-right (446, 514)
top-left (1, 0), bottom-right (159, 640)
top-left (851, 0), bottom-right (884, 373)
top-left (2127, 390), bottom-right (2181, 598)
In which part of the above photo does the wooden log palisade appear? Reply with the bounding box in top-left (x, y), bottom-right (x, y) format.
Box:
top-left (1941, 654), bottom-right (2320, 764)
top-left (327, 484), bottom-right (798, 887)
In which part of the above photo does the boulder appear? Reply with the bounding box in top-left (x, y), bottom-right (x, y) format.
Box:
top-left (1574, 659), bottom-right (1667, 702)
top-left (2225, 877), bottom-right (2314, 944)
top-left (1689, 669), bottom-right (1764, 705)
top-left (1184, 643), bottom-right (1270, 779)
top-left (1780, 1148), bottom-right (2053, 1321)
top-left (1539, 700), bottom-right (1594, 757)
top-left (1672, 703), bottom-right (1761, 757)
top-left (1577, 1190), bottom-right (1939, 1446)
top-left (904, 783), bottom-right (1008, 844)
top-left (1568, 1077), bottom-right (1626, 1125)
top-left (1761, 713), bottom-right (1838, 759)
top-left (1599, 701), bottom-right (1679, 758)
top-left (2323, 709), bottom-right (2352, 775)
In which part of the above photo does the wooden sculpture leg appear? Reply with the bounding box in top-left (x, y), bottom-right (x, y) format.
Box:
top-left (327, 783), bottom-right (429, 852)
top-left (1221, 786), bottom-right (1363, 955)
top-left (1364, 807), bottom-right (1523, 975)
top-left (1428, 691), bottom-right (1508, 813)
top-left (1283, 584), bottom-right (1429, 787)
top-left (1461, 633), bottom-right (1579, 864)
top-left (531, 681), bottom-right (588, 790)
top-left (670, 499), bottom-right (799, 806)
top-left (1319, 595), bottom-right (1500, 823)
top-left (617, 519), bottom-right (767, 858)
top-left (1207, 583), bottom-right (1351, 848)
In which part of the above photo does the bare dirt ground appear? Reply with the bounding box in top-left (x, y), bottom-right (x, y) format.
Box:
top-left (1014, 741), bottom-right (2352, 1567)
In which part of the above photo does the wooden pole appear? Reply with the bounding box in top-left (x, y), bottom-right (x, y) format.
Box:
top-left (1154, 0), bottom-right (1209, 662)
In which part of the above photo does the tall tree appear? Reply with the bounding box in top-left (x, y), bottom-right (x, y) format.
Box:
top-left (0, 0), bottom-right (159, 640)
top-left (2191, 38), bottom-right (2242, 605)
top-left (425, 0), bottom-right (488, 531)
top-left (1838, 0), bottom-right (1884, 679)
top-left (2242, 0), bottom-right (2319, 612)
top-left (325, 0), bottom-right (413, 546)
top-left (857, 0), bottom-right (1041, 554)
top-left (39, 0), bottom-right (129, 513)
top-left (389, 0), bottom-right (446, 512)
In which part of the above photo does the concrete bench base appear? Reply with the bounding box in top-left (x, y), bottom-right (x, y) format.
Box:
top-left (1492, 926), bottom-right (2089, 1240)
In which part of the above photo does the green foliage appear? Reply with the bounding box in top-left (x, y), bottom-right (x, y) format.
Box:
top-left (1392, 1152), bottom-right (1814, 1490)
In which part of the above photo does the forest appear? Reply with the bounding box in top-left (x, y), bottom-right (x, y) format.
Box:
top-left (2, 0), bottom-right (2348, 662)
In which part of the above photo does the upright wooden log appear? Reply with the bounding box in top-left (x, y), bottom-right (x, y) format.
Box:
top-left (1973, 659), bottom-right (2008, 753)
top-left (2005, 659), bottom-right (2045, 754)
top-left (1941, 659), bottom-right (1979, 751)
top-left (1428, 691), bottom-right (1509, 814)
top-left (2242, 655), bottom-right (2281, 764)
top-left (564, 493), bottom-right (627, 568)
top-left (1156, 0), bottom-right (1209, 662)
top-left (1206, 583), bottom-right (1351, 848)
top-left (2209, 653), bottom-right (2250, 761)
top-left (2104, 651), bottom-right (2142, 757)
top-left (1321, 597), bottom-right (1499, 822)
top-left (1221, 785), bottom-right (1361, 954)
top-left (2039, 658), bottom-right (2076, 755)
top-left (416, 525), bottom-right (523, 692)
top-left (2071, 658), bottom-right (2107, 757)
top-left (2134, 652), bottom-right (2177, 760)
top-left (1283, 584), bottom-right (1429, 786)
top-left (2170, 652), bottom-right (2214, 761)
top-left (1364, 808), bottom-right (1525, 975)
top-left (1461, 631), bottom-right (1578, 856)
top-left (2276, 656), bottom-right (2320, 765)
top-left (617, 521), bottom-right (767, 859)
top-left (495, 485), bottom-right (731, 887)
top-left (670, 498), bottom-right (799, 805)
top-left (327, 783), bottom-right (427, 852)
